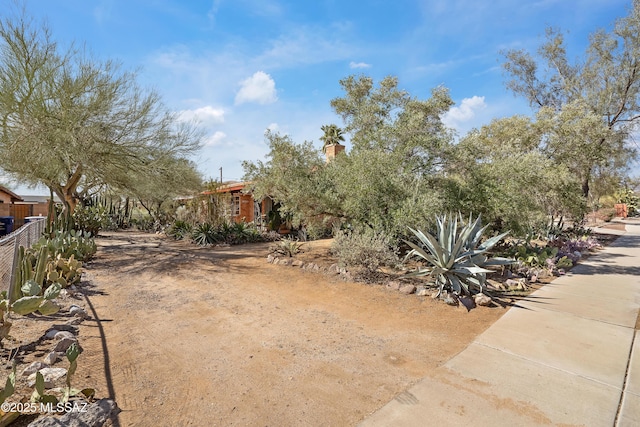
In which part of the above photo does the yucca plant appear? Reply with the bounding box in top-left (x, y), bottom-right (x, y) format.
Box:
top-left (404, 214), bottom-right (514, 298)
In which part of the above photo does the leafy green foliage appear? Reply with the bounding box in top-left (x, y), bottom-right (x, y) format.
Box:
top-left (501, 4), bottom-right (640, 197)
top-left (0, 10), bottom-right (201, 213)
top-left (447, 116), bottom-right (587, 235)
top-left (404, 214), bottom-right (513, 298)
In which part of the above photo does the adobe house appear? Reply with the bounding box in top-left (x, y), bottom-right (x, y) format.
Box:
top-left (206, 182), bottom-right (274, 226)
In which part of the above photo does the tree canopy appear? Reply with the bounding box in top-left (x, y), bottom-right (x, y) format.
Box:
top-left (502, 1), bottom-right (640, 197)
top-left (0, 11), bottom-right (202, 212)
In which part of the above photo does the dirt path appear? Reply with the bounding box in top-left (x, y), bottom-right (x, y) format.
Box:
top-left (76, 231), bottom-right (506, 426)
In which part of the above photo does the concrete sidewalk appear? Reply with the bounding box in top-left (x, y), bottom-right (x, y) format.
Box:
top-left (360, 221), bottom-right (640, 427)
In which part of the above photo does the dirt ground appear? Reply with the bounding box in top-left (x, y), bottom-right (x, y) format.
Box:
top-left (67, 231), bottom-right (507, 426)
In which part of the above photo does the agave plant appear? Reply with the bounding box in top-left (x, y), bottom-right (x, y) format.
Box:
top-left (191, 223), bottom-right (219, 246)
top-left (404, 214), bottom-right (514, 298)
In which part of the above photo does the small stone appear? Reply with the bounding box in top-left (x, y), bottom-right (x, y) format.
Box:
top-left (54, 337), bottom-right (77, 353)
top-left (22, 361), bottom-right (48, 377)
top-left (415, 286), bottom-right (429, 296)
top-left (278, 258), bottom-right (292, 266)
top-left (69, 305), bottom-right (88, 319)
top-left (399, 284), bottom-right (416, 295)
top-left (292, 260), bottom-right (304, 267)
top-left (27, 398), bottom-right (120, 427)
top-left (65, 317), bottom-right (84, 325)
top-left (44, 329), bottom-right (60, 339)
top-left (266, 254), bottom-right (275, 263)
top-left (27, 367), bottom-right (67, 388)
top-left (54, 331), bottom-right (75, 341)
top-left (272, 257), bottom-right (280, 265)
top-left (444, 295), bottom-right (459, 306)
top-left (474, 293), bottom-right (492, 306)
top-left (386, 281), bottom-right (401, 291)
top-left (529, 275), bottom-right (538, 283)
top-left (43, 351), bottom-right (63, 365)
top-left (557, 268), bottom-right (566, 275)
top-left (431, 291), bottom-right (440, 299)
top-left (328, 264), bottom-right (339, 274)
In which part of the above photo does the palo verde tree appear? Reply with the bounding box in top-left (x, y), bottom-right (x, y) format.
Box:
top-left (0, 10), bottom-right (201, 213)
top-left (502, 1), bottom-right (640, 198)
top-left (331, 75), bottom-right (454, 175)
top-left (447, 115), bottom-right (586, 234)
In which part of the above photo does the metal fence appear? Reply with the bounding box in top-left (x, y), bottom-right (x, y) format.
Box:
top-left (0, 219), bottom-right (47, 294)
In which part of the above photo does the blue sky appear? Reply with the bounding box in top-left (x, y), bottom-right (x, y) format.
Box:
top-left (3, 0), bottom-right (634, 193)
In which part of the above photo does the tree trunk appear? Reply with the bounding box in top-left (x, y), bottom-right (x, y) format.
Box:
top-left (582, 177), bottom-right (590, 199)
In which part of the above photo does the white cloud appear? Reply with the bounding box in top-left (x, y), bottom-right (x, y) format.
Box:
top-left (235, 71), bottom-right (278, 105)
top-left (204, 131), bottom-right (227, 147)
top-left (443, 96), bottom-right (487, 127)
top-left (349, 61), bottom-right (371, 69)
top-left (266, 123), bottom-right (279, 132)
top-left (178, 106), bottom-right (225, 124)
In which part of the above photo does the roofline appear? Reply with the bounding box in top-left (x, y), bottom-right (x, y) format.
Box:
top-left (0, 185), bottom-right (24, 202)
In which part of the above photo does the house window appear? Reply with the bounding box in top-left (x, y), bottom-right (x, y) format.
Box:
top-left (232, 194), bottom-right (240, 216)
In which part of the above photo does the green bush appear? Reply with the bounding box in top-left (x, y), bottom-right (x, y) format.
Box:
top-left (331, 227), bottom-right (399, 273)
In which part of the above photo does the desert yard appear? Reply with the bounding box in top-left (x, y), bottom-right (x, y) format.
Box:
top-left (71, 231), bottom-right (506, 426)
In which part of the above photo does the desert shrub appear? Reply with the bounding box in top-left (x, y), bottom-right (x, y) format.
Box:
top-left (131, 215), bottom-right (157, 232)
top-left (331, 227), bottom-right (399, 273)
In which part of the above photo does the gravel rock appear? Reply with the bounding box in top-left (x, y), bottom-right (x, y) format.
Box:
top-left (474, 293), bottom-right (492, 306)
top-left (54, 337), bottom-right (78, 353)
top-left (52, 324), bottom-right (79, 333)
top-left (27, 398), bottom-right (120, 427)
top-left (69, 305), bottom-right (88, 319)
top-left (328, 264), bottom-right (340, 274)
top-left (43, 351), bottom-right (63, 365)
top-left (54, 331), bottom-right (76, 341)
top-left (45, 329), bottom-right (60, 339)
top-left (266, 254), bottom-right (275, 263)
top-left (27, 367), bottom-right (67, 388)
top-left (415, 286), bottom-right (429, 296)
top-left (22, 361), bottom-right (49, 377)
top-left (292, 260), bottom-right (304, 267)
top-left (386, 281), bottom-right (401, 291)
top-left (399, 284), bottom-right (416, 295)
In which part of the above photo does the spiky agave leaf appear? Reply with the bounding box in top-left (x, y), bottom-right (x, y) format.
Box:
top-left (405, 214), bottom-right (515, 298)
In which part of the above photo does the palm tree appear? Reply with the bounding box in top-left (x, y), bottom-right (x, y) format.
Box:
top-left (320, 124), bottom-right (345, 153)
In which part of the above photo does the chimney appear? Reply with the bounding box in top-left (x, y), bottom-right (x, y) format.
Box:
top-left (325, 143), bottom-right (345, 163)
